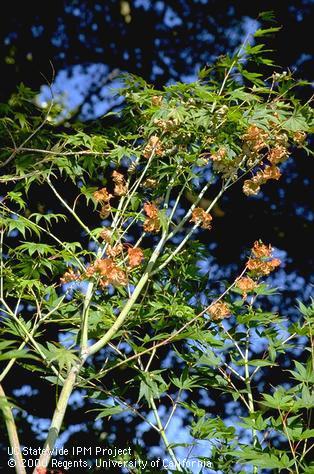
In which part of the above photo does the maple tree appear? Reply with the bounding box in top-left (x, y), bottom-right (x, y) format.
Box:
top-left (0, 23), bottom-right (313, 474)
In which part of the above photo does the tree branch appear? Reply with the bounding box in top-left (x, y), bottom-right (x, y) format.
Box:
top-left (0, 384), bottom-right (26, 474)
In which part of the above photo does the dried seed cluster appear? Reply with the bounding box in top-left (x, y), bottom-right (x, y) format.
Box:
top-left (93, 170), bottom-right (128, 218)
top-left (143, 135), bottom-right (164, 159)
top-left (93, 187), bottom-right (113, 219)
top-left (210, 147), bottom-right (243, 180)
top-left (143, 202), bottom-right (161, 233)
top-left (209, 240), bottom-right (281, 320)
top-left (242, 124), bottom-right (307, 197)
top-left (112, 170), bottom-right (128, 196)
top-left (208, 301), bottom-right (231, 321)
top-left (190, 207), bottom-right (213, 230)
top-left (235, 276), bottom-right (258, 300)
top-left (61, 241), bottom-right (144, 289)
top-left (246, 240), bottom-right (281, 277)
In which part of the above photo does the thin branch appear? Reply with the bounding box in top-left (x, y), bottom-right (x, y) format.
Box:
top-left (217, 367), bottom-right (250, 410)
top-left (151, 178), bottom-right (230, 277)
top-left (80, 281), bottom-right (94, 360)
top-left (164, 389), bottom-right (183, 431)
top-left (47, 177), bottom-right (97, 243)
top-left (244, 328), bottom-right (258, 474)
top-left (2, 147), bottom-right (110, 157)
top-left (0, 293), bottom-right (67, 383)
top-left (150, 395), bottom-right (183, 471)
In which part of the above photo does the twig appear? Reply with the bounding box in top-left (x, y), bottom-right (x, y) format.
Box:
top-left (2, 147), bottom-right (110, 157)
top-left (47, 177), bottom-right (97, 243)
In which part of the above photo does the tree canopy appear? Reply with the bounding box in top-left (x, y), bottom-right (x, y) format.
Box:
top-left (0, 5), bottom-right (313, 474)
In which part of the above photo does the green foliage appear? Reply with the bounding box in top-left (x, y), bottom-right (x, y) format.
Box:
top-left (35, 342), bottom-right (79, 375)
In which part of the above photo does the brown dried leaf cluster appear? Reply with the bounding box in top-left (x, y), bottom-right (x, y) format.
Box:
top-left (143, 202), bottom-right (161, 233)
top-left (143, 135), bottom-right (164, 159)
top-left (210, 147), bottom-right (243, 180)
top-left (93, 170), bottom-right (128, 219)
top-left (61, 240), bottom-right (145, 288)
top-left (267, 145), bottom-right (289, 165)
top-left (128, 247), bottom-right (144, 267)
top-left (151, 95), bottom-right (163, 106)
top-left (208, 301), bottom-right (231, 321)
top-left (107, 243), bottom-right (123, 258)
top-left (246, 241), bottom-right (281, 277)
top-left (252, 241), bottom-right (272, 259)
top-left (93, 187), bottom-right (112, 203)
top-left (112, 170), bottom-right (128, 196)
top-left (60, 269), bottom-right (81, 284)
top-left (247, 257), bottom-right (281, 276)
top-left (243, 161), bottom-right (282, 196)
top-left (241, 123), bottom-right (305, 197)
top-left (99, 228), bottom-right (112, 243)
top-left (190, 207), bottom-right (212, 229)
top-left (93, 187), bottom-right (113, 218)
top-left (242, 125), bottom-right (269, 153)
top-left (86, 258), bottom-right (128, 287)
top-left (293, 131), bottom-right (306, 145)
top-left (153, 118), bottom-right (178, 132)
top-left (236, 276), bottom-right (258, 299)
top-left (142, 178), bottom-right (158, 189)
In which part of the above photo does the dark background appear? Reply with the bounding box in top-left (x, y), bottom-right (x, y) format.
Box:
top-left (0, 1), bottom-right (313, 472)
